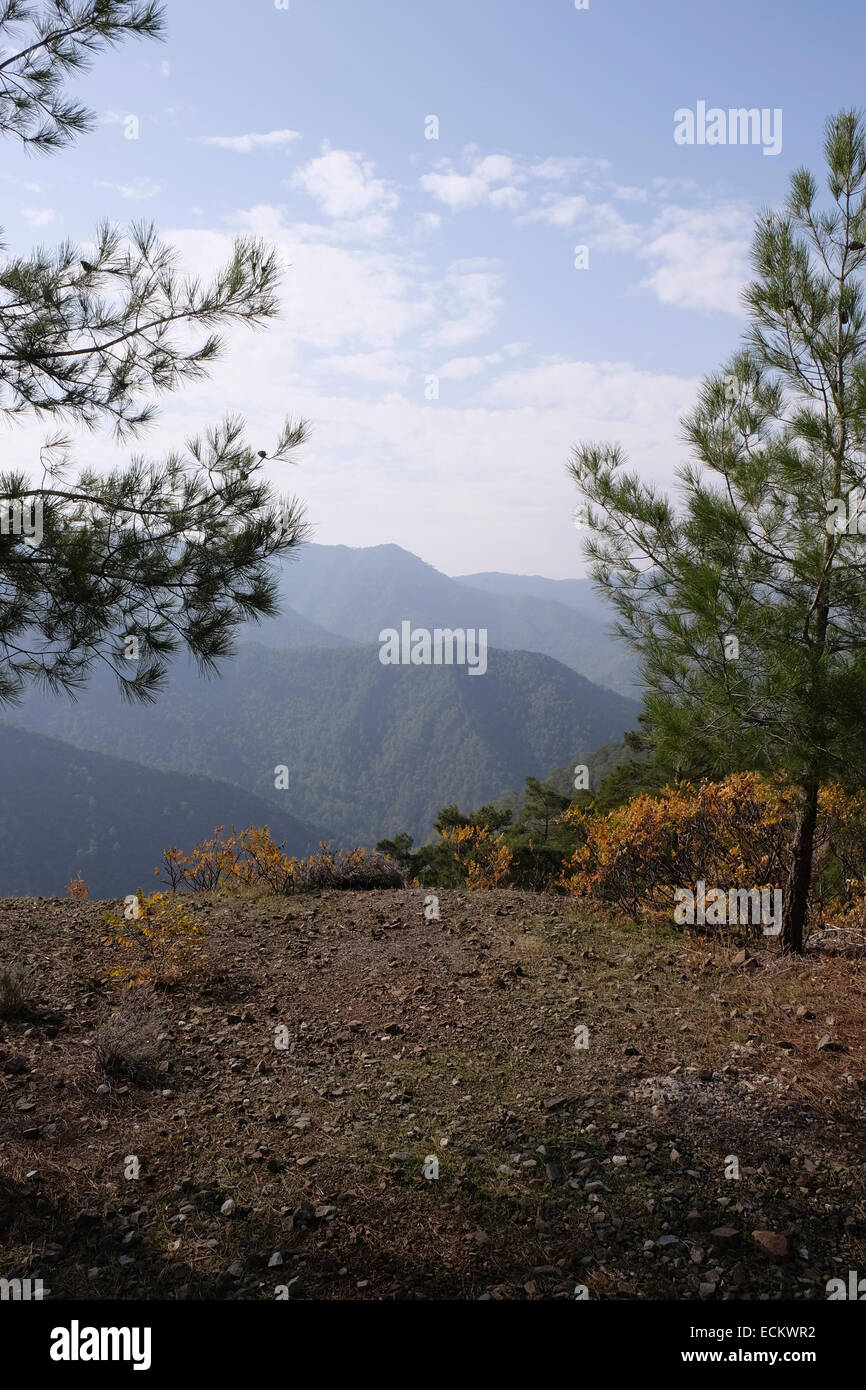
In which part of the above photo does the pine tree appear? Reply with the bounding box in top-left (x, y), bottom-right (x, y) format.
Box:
top-left (0, 1), bottom-right (310, 704)
top-left (518, 776), bottom-right (570, 842)
top-left (569, 109), bottom-right (866, 953)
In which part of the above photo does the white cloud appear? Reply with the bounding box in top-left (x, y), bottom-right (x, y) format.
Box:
top-left (95, 178), bottom-right (163, 201)
top-left (289, 147), bottom-right (398, 224)
top-left (421, 150), bottom-right (615, 217)
top-left (420, 148), bottom-right (526, 211)
top-left (475, 154), bottom-right (515, 183)
top-left (316, 351), bottom-right (410, 385)
top-left (612, 184), bottom-right (649, 203)
top-left (0, 203), bottom-right (701, 580)
top-left (521, 194), bottom-right (588, 227)
top-left (438, 351), bottom-right (503, 380)
top-left (194, 129), bottom-right (301, 153)
top-left (483, 358), bottom-right (692, 417)
top-left (20, 207), bottom-right (55, 227)
top-left (0, 110), bottom-right (742, 583)
top-left (419, 169), bottom-right (489, 210)
top-left (651, 176), bottom-right (701, 199)
top-left (637, 204), bottom-right (751, 314)
top-left (488, 185), bottom-right (527, 211)
top-left (173, 207), bottom-right (432, 353)
top-left (430, 261), bottom-right (505, 348)
top-left (160, 60), bottom-right (170, 78)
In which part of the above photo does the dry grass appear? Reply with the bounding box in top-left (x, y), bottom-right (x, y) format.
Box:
top-left (93, 989), bottom-right (163, 1083)
top-left (0, 962), bottom-right (36, 1020)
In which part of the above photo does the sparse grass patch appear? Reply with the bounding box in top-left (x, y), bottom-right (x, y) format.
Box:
top-left (0, 961), bottom-right (36, 1019)
top-left (93, 988), bottom-right (163, 1083)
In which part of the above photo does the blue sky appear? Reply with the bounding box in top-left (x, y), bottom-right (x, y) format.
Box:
top-left (2, 0), bottom-right (863, 577)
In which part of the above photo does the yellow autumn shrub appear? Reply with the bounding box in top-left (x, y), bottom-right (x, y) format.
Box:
top-left (104, 888), bottom-right (204, 983)
top-left (559, 772), bottom-right (866, 930)
top-left (440, 822), bottom-right (513, 889)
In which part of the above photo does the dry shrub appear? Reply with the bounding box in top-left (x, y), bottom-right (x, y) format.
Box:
top-left (0, 962), bottom-right (36, 1020)
top-left (159, 827), bottom-right (403, 894)
top-left (94, 989), bottom-right (162, 1082)
top-left (66, 872), bottom-right (89, 900)
top-left (293, 845), bottom-right (404, 891)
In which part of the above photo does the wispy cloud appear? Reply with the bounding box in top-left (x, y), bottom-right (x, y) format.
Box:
top-left (420, 149), bottom-right (609, 213)
top-left (438, 345), bottom-right (525, 380)
top-left (95, 178), bottom-right (163, 201)
top-left (20, 207), bottom-right (55, 227)
top-left (420, 146), bottom-right (751, 313)
top-left (429, 260), bottom-right (505, 348)
top-left (2, 172), bottom-right (43, 194)
top-left (529, 156), bottom-right (609, 181)
top-left (520, 195), bottom-right (641, 252)
top-left (193, 129), bottom-right (301, 153)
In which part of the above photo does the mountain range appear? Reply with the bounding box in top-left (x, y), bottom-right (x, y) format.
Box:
top-left (252, 543), bottom-right (637, 695)
top-left (0, 543), bottom-right (642, 893)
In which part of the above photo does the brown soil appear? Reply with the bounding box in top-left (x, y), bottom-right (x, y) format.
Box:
top-left (1, 889), bottom-right (863, 1300)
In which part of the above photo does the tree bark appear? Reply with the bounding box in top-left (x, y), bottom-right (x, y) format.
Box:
top-left (782, 778), bottom-right (819, 954)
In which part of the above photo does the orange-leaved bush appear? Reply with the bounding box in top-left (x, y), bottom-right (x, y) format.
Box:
top-left (440, 823), bottom-right (513, 889)
top-left (559, 772), bottom-right (866, 933)
top-left (158, 827), bottom-right (403, 894)
top-left (66, 871), bottom-right (89, 900)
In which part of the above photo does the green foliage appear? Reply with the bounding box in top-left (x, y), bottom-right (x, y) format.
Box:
top-left (0, 1), bottom-right (165, 153)
top-left (569, 110), bottom-right (866, 950)
top-left (592, 755), bottom-right (667, 812)
top-left (434, 802), bottom-right (512, 834)
top-left (0, 1), bottom-right (311, 704)
top-left (375, 831), bottom-right (416, 873)
top-left (385, 774), bottom-right (583, 892)
top-left (0, 419), bottom-right (310, 704)
top-left (520, 776), bottom-right (570, 838)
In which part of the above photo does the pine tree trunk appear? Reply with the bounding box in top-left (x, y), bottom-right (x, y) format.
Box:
top-left (781, 778), bottom-right (819, 954)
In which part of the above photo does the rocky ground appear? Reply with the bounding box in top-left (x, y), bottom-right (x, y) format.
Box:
top-left (1, 888), bottom-right (863, 1300)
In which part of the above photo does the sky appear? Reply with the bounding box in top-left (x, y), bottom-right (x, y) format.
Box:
top-left (1, 0), bottom-right (864, 578)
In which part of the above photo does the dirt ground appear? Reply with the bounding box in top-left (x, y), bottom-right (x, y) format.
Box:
top-left (1, 888), bottom-right (863, 1300)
